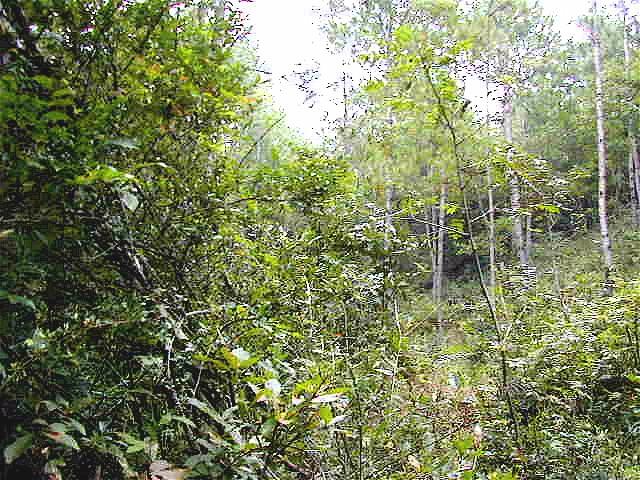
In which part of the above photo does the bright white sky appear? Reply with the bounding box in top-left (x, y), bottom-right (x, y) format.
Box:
top-left (238, 0), bottom-right (627, 141)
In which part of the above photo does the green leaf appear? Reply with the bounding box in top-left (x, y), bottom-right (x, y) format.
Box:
top-left (107, 137), bottom-right (139, 149)
top-left (45, 431), bottom-right (79, 450)
top-left (159, 414), bottom-right (196, 429)
top-left (394, 24), bottom-right (416, 46)
top-left (260, 418), bottom-right (277, 437)
top-left (453, 436), bottom-right (474, 454)
top-left (118, 432), bottom-right (146, 453)
top-left (4, 434), bottom-right (33, 464)
top-left (364, 80), bottom-right (385, 95)
top-left (318, 405), bottom-right (333, 424)
top-left (536, 204), bottom-right (560, 214)
top-left (43, 111), bottom-right (70, 123)
top-left (0, 290), bottom-right (36, 310)
top-left (66, 418), bottom-right (86, 436)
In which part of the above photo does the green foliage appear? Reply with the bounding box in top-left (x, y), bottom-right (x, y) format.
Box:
top-left (2, 0), bottom-right (640, 479)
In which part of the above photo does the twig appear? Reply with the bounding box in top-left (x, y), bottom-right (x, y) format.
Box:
top-left (238, 115), bottom-right (286, 166)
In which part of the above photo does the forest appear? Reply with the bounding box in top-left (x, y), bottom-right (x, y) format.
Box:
top-left (1, 0), bottom-right (640, 479)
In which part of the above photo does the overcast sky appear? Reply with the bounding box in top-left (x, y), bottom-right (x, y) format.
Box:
top-left (238, 0), bottom-right (626, 141)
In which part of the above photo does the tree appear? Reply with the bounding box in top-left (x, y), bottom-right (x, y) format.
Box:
top-left (590, 0), bottom-right (615, 292)
top-left (621, 0), bottom-right (640, 226)
top-left (471, 0), bottom-right (558, 267)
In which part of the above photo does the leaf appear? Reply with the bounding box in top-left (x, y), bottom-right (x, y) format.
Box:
top-left (364, 79), bottom-right (385, 95)
top-left (318, 405), bottom-right (333, 424)
top-left (118, 432), bottom-right (146, 453)
top-left (327, 415), bottom-right (347, 427)
top-left (187, 398), bottom-right (223, 424)
top-left (74, 165), bottom-right (136, 185)
top-left (536, 204), bottom-right (560, 214)
top-left (311, 393), bottom-right (345, 404)
top-left (408, 454), bottom-right (421, 470)
top-left (45, 431), bottom-right (79, 450)
top-left (43, 111), bottom-right (70, 123)
top-left (265, 379), bottom-right (282, 397)
top-left (4, 434), bottom-right (33, 464)
top-left (66, 418), bottom-right (86, 436)
top-left (0, 290), bottom-right (36, 310)
top-left (121, 191), bottom-right (139, 212)
top-left (48, 422), bottom-right (67, 433)
top-left (107, 137), bottom-right (139, 149)
top-left (159, 414), bottom-right (196, 429)
top-left (453, 436), bottom-right (474, 454)
top-left (231, 347), bottom-right (251, 362)
top-left (222, 347), bottom-right (252, 370)
top-left (0, 229), bottom-right (14, 240)
top-left (394, 24), bottom-right (416, 45)
top-left (260, 418), bottom-right (277, 437)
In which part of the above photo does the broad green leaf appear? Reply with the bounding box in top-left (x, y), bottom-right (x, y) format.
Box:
top-left (66, 418), bottom-right (86, 436)
top-left (260, 418), bottom-right (277, 437)
top-left (159, 414), bottom-right (196, 429)
top-left (45, 431), bottom-right (79, 450)
top-left (107, 137), bottom-right (139, 149)
top-left (0, 290), bottom-right (35, 310)
top-left (318, 405), bottom-right (333, 424)
top-left (4, 434), bottom-right (33, 464)
top-left (394, 24), bottom-right (416, 45)
top-left (43, 111), bottom-right (70, 123)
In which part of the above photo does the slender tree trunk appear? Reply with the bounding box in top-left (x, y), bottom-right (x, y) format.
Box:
top-left (630, 144), bottom-right (640, 225)
top-left (623, 4), bottom-right (640, 226)
top-left (382, 181), bottom-right (394, 310)
top-left (384, 184), bottom-right (394, 249)
top-left (487, 162), bottom-right (497, 298)
top-left (525, 211), bottom-right (532, 265)
top-left (485, 80), bottom-right (497, 302)
top-left (503, 89), bottom-right (526, 266)
top-left (592, 2), bottom-right (614, 293)
top-left (423, 164), bottom-right (438, 297)
top-left (435, 177), bottom-right (449, 337)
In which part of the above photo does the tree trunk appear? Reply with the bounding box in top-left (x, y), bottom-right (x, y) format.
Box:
top-left (503, 90), bottom-right (526, 266)
top-left (487, 162), bottom-right (497, 300)
top-left (592, 2), bottom-right (614, 293)
top-left (435, 177), bottom-right (448, 337)
top-left (623, 3), bottom-right (640, 226)
top-left (384, 183), bottom-right (394, 250)
top-left (382, 182), bottom-right (394, 310)
top-left (630, 144), bottom-right (640, 226)
top-left (485, 79), bottom-right (497, 303)
top-left (525, 211), bottom-right (532, 265)
top-left (423, 164), bottom-right (438, 297)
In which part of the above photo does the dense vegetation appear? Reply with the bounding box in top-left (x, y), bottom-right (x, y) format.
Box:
top-left (1, 0), bottom-right (639, 479)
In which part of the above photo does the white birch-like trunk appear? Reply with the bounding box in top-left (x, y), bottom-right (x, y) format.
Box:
top-left (503, 90), bottom-right (526, 266)
top-left (592, 2), bottom-right (614, 291)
